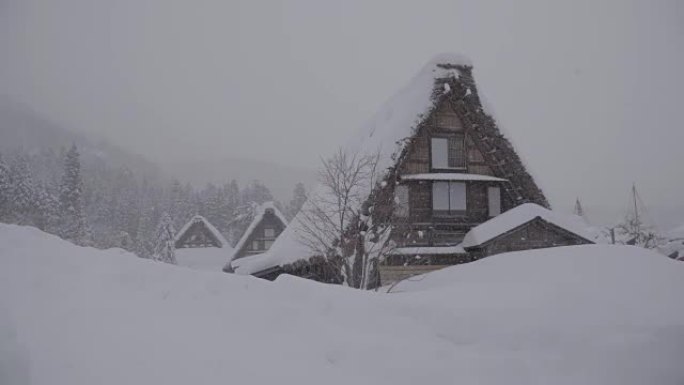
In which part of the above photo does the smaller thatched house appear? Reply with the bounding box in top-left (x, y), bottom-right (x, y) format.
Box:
top-left (224, 202), bottom-right (288, 273)
top-left (174, 215), bottom-right (233, 271)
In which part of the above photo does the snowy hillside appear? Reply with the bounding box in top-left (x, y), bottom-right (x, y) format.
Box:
top-left (0, 97), bottom-right (160, 177)
top-left (1, 224), bottom-right (683, 385)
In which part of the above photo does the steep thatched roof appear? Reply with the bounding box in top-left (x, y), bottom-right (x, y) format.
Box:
top-left (225, 201), bottom-right (288, 271)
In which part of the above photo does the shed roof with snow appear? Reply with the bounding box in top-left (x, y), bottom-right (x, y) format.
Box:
top-left (461, 203), bottom-right (594, 249)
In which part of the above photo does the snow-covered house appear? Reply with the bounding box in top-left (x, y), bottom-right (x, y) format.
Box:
top-left (224, 202), bottom-right (288, 272)
top-left (174, 215), bottom-right (233, 271)
top-left (231, 54), bottom-right (591, 285)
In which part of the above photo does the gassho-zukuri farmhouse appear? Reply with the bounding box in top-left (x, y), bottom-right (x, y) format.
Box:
top-left (210, 54), bottom-right (595, 288)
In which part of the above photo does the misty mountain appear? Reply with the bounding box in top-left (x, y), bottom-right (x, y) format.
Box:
top-left (164, 157), bottom-right (316, 203)
top-left (0, 96), bottom-right (315, 202)
top-left (0, 96), bottom-right (161, 178)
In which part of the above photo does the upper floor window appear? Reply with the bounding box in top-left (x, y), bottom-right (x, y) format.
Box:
top-left (264, 228), bottom-right (275, 238)
top-left (431, 135), bottom-right (465, 170)
top-left (432, 181), bottom-right (466, 215)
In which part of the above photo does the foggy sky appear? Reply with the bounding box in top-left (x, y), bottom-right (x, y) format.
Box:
top-left (1, 0), bottom-right (683, 226)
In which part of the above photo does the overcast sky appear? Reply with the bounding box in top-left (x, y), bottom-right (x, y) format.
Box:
top-left (1, 0), bottom-right (683, 225)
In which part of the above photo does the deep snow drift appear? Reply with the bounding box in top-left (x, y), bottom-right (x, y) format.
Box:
top-left (1, 224), bottom-right (683, 385)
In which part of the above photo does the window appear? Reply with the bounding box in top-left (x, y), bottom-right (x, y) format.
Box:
top-left (487, 186), bottom-right (501, 217)
top-left (264, 228), bottom-right (275, 238)
top-left (432, 182), bottom-right (466, 214)
top-left (394, 185), bottom-right (409, 217)
top-left (264, 240), bottom-right (275, 250)
top-left (431, 138), bottom-right (449, 169)
top-left (252, 240), bottom-right (261, 251)
top-left (431, 135), bottom-right (465, 169)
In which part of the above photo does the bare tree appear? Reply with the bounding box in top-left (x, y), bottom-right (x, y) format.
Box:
top-left (615, 213), bottom-right (660, 249)
top-left (297, 148), bottom-right (398, 289)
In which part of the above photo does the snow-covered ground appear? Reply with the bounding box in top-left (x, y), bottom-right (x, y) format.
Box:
top-left (1, 224), bottom-right (683, 385)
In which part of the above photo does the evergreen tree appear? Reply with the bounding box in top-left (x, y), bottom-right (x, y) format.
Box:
top-left (33, 182), bottom-right (60, 233)
top-left (223, 180), bottom-right (241, 244)
top-left (241, 180), bottom-right (273, 205)
top-left (58, 144), bottom-right (89, 244)
top-left (153, 212), bottom-right (176, 264)
top-left (0, 154), bottom-right (11, 221)
top-left (286, 182), bottom-right (307, 219)
top-left (573, 197), bottom-right (584, 218)
top-left (8, 154), bottom-right (37, 225)
top-left (167, 179), bottom-right (194, 230)
top-left (134, 179), bottom-right (159, 258)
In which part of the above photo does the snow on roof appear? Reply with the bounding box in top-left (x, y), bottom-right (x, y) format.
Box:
top-left (233, 54), bottom-right (472, 275)
top-left (401, 173), bottom-right (506, 182)
top-left (225, 202), bottom-right (288, 268)
top-left (175, 215), bottom-right (230, 249)
top-left (461, 203), bottom-right (594, 248)
top-left (388, 245), bottom-right (466, 256)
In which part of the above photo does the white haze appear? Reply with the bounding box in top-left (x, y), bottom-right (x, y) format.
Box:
top-left (0, 0), bottom-right (683, 228)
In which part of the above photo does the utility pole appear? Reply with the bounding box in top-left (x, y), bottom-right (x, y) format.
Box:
top-left (632, 183), bottom-right (640, 245)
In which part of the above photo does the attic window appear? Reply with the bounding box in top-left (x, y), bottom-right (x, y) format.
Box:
top-left (264, 228), bottom-right (275, 238)
top-left (431, 135), bottom-right (465, 170)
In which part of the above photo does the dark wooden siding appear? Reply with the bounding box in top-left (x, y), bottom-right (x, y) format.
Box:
top-left (390, 97), bottom-right (515, 248)
top-left (232, 211), bottom-right (287, 260)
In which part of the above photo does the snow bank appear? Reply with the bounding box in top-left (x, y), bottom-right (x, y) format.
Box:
top-left (2, 224), bottom-right (684, 385)
top-left (175, 247), bottom-right (231, 272)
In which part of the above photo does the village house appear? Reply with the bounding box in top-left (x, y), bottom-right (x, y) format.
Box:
top-left (225, 202), bottom-right (288, 272)
top-left (228, 54), bottom-right (594, 287)
top-left (174, 215), bottom-right (234, 271)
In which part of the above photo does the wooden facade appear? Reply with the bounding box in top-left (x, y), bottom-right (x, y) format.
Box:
top-left (391, 103), bottom-right (510, 248)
